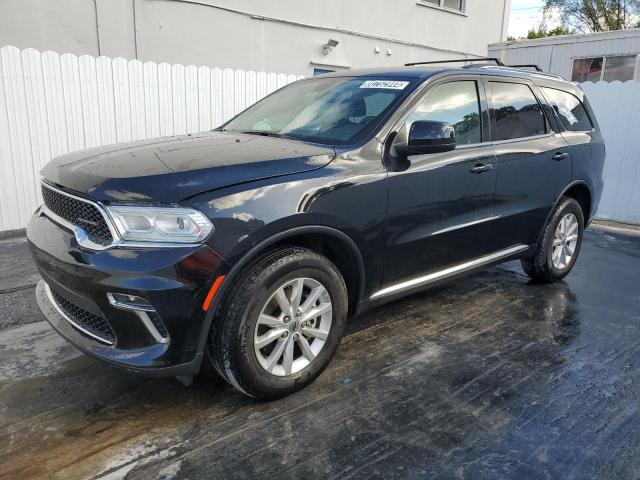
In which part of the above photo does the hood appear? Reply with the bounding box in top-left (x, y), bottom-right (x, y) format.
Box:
top-left (41, 131), bottom-right (336, 203)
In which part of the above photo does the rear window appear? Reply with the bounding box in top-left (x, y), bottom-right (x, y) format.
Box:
top-left (488, 82), bottom-right (547, 141)
top-left (542, 87), bottom-right (593, 132)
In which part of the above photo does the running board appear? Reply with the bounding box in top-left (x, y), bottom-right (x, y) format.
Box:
top-left (370, 244), bottom-right (529, 300)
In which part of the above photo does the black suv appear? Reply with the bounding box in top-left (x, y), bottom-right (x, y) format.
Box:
top-left (29, 62), bottom-right (605, 399)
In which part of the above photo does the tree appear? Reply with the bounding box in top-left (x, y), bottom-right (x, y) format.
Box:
top-left (527, 24), bottom-right (572, 38)
top-left (544, 0), bottom-right (640, 33)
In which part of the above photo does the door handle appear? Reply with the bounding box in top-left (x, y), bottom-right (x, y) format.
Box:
top-left (552, 152), bottom-right (569, 161)
top-left (470, 163), bottom-right (493, 174)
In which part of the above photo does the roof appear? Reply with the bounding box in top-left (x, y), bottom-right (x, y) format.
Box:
top-left (489, 27), bottom-right (640, 50)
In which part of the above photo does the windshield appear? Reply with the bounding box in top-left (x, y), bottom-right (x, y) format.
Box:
top-left (221, 77), bottom-right (416, 145)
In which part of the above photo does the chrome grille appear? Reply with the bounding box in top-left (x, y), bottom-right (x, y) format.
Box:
top-left (49, 288), bottom-right (116, 345)
top-left (41, 183), bottom-right (113, 246)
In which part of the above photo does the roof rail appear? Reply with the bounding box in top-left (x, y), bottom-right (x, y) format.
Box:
top-left (404, 58), bottom-right (505, 67)
top-left (508, 64), bottom-right (543, 72)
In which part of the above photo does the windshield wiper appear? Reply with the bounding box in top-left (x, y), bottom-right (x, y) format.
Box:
top-left (237, 130), bottom-right (297, 140)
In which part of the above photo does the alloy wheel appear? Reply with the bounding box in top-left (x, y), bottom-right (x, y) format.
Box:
top-left (253, 278), bottom-right (332, 376)
top-left (552, 213), bottom-right (579, 269)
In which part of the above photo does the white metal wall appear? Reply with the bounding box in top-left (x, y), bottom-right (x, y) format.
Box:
top-left (0, 45), bottom-right (303, 231)
top-left (581, 80), bottom-right (640, 224)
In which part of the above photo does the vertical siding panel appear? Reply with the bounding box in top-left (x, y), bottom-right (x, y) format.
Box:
top-left (158, 63), bottom-right (173, 136)
top-left (1, 46), bottom-right (34, 226)
top-left (0, 46), bottom-right (20, 230)
top-left (172, 63), bottom-right (186, 134)
top-left (198, 65), bottom-right (211, 131)
top-left (143, 61), bottom-right (160, 138)
top-left (96, 56), bottom-right (116, 146)
top-left (41, 51), bottom-right (68, 159)
top-left (233, 69), bottom-right (246, 116)
top-left (246, 70), bottom-right (257, 110)
top-left (112, 57), bottom-right (132, 142)
top-left (222, 68), bottom-right (235, 122)
top-left (256, 71), bottom-right (267, 101)
top-left (266, 72), bottom-right (277, 95)
top-left (128, 59), bottom-right (146, 140)
top-left (60, 53), bottom-right (84, 153)
top-left (78, 55), bottom-right (102, 148)
top-left (185, 65), bottom-right (199, 133)
top-left (211, 67), bottom-right (223, 127)
top-left (21, 48), bottom-right (48, 210)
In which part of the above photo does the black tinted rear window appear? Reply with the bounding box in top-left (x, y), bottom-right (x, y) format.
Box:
top-left (489, 82), bottom-right (547, 141)
top-left (542, 87), bottom-right (593, 132)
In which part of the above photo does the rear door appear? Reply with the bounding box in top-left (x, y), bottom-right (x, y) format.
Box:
top-left (486, 78), bottom-right (572, 249)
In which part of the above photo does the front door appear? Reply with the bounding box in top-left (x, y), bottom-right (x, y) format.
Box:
top-left (381, 77), bottom-right (498, 289)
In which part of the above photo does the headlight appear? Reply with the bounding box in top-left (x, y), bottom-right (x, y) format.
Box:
top-left (106, 205), bottom-right (213, 244)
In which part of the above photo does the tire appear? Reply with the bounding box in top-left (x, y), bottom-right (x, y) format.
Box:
top-left (208, 246), bottom-right (348, 400)
top-left (521, 197), bottom-right (584, 282)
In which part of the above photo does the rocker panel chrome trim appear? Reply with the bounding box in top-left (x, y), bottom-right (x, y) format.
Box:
top-left (370, 244), bottom-right (529, 300)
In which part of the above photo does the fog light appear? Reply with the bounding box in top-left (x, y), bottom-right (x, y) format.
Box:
top-left (107, 292), bottom-right (169, 344)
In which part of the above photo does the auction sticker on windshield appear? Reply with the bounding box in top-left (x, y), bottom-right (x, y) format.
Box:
top-left (359, 80), bottom-right (410, 90)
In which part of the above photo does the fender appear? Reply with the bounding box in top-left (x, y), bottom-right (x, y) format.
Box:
top-left (192, 225), bottom-right (367, 368)
top-left (533, 180), bottom-right (593, 249)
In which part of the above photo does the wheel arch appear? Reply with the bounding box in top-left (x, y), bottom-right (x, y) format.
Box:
top-left (534, 181), bottom-right (593, 249)
top-left (562, 182), bottom-right (592, 222)
top-left (194, 225), bottom-right (366, 368)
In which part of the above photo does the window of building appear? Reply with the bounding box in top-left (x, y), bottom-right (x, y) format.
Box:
top-left (488, 82), bottom-right (547, 141)
top-left (313, 68), bottom-right (335, 76)
top-left (571, 55), bottom-right (638, 82)
top-left (542, 87), bottom-right (593, 132)
top-left (407, 81), bottom-right (481, 145)
top-left (419, 0), bottom-right (465, 13)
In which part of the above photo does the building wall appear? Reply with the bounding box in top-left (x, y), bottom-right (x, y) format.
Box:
top-left (489, 29), bottom-right (640, 80)
top-left (0, 0), bottom-right (510, 75)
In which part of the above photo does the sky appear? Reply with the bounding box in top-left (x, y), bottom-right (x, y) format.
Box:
top-left (508, 0), bottom-right (560, 38)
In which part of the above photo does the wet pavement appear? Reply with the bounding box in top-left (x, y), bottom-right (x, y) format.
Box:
top-left (1, 227), bottom-right (640, 479)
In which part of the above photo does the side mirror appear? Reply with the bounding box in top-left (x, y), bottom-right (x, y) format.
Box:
top-left (394, 120), bottom-right (456, 156)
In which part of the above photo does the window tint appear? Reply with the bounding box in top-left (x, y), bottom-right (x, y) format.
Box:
top-left (407, 81), bottom-right (481, 145)
top-left (489, 82), bottom-right (546, 141)
top-left (542, 87), bottom-right (593, 132)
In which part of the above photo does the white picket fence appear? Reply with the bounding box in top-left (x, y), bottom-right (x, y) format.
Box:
top-left (0, 45), bottom-right (639, 231)
top-left (0, 45), bottom-right (303, 231)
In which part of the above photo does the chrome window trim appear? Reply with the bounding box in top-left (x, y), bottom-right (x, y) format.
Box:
top-left (40, 181), bottom-right (202, 251)
top-left (370, 244), bottom-right (529, 299)
top-left (44, 282), bottom-right (115, 346)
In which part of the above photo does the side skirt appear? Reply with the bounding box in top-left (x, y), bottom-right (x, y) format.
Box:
top-left (355, 244), bottom-right (530, 314)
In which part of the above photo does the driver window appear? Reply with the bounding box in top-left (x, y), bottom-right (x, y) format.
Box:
top-left (407, 81), bottom-right (482, 145)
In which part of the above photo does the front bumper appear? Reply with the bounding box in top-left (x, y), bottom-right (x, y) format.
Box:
top-left (28, 208), bottom-right (228, 375)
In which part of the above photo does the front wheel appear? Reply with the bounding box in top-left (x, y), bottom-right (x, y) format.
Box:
top-left (209, 247), bottom-right (348, 399)
top-left (521, 197), bottom-right (584, 282)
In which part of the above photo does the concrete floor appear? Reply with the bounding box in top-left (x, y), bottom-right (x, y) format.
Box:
top-left (1, 227), bottom-right (640, 479)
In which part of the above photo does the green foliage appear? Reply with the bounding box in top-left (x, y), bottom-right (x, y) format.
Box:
top-left (527, 24), bottom-right (572, 38)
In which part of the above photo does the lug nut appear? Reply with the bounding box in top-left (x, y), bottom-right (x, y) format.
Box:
top-left (282, 331), bottom-right (289, 338)
top-left (296, 309), bottom-right (302, 317)
top-left (283, 316), bottom-right (290, 323)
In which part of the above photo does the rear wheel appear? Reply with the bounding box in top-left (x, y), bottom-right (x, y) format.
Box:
top-left (521, 197), bottom-right (584, 282)
top-left (209, 247), bottom-right (347, 399)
